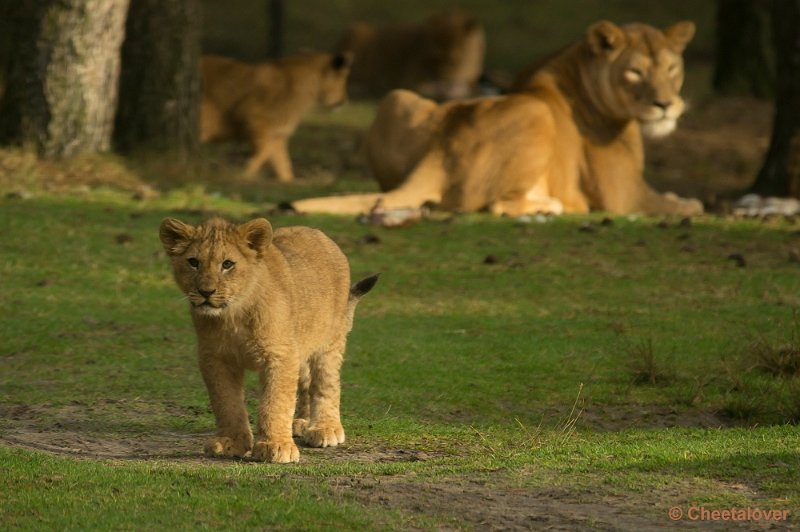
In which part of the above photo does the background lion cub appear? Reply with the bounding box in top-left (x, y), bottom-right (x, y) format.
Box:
top-left (159, 216), bottom-right (377, 463)
top-left (200, 51), bottom-right (352, 181)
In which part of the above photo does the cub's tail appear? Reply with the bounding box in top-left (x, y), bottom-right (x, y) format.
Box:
top-left (349, 274), bottom-right (379, 301)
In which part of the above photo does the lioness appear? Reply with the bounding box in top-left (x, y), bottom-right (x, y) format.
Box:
top-left (159, 216), bottom-right (377, 463)
top-left (337, 8), bottom-right (485, 99)
top-left (292, 21), bottom-right (703, 217)
top-left (200, 51), bottom-right (352, 181)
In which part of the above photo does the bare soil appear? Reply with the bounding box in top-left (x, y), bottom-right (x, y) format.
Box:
top-left (0, 399), bottom-right (775, 530)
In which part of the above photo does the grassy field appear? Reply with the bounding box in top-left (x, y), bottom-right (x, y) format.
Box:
top-left (1, 168), bottom-right (799, 528)
top-left (1, 1), bottom-right (798, 529)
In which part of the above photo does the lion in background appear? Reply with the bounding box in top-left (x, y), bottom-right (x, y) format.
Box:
top-left (200, 51), bottom-right (352, 181)
top-left (293, 21), bottom-right (703, 217)
top-left (159, 216), bottom-right (377, 463)
top-left (336, 8), bottom-right (485, 100)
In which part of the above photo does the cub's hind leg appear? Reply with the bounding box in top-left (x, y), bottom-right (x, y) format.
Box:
top-left (293, 361), bottom-right (311, 437)
top-left (303, 341), bottom-right (346, 448)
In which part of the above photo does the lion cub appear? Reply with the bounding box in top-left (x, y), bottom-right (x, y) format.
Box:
top-left (200, 51), bottom-right (352, 181)
top-left (159, 216), bottom-right (377, 463)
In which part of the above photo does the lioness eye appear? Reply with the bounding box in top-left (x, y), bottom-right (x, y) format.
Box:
top-left (187, 258), bottom-right (200, 269)
top-left (624, 68), bottom-right (643, 83)
top-left (222, 260), bottom-right (235, 270)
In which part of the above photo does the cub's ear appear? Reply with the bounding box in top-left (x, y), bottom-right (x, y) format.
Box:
top-left (239, 218), bottom-right (273, 255)
top-left (586, 20), bottom-right (626, 56)
top-left (664, 21), bottom-right (695, 53)
top-left (331, 51), bottom-right (353, 71)
top-left (159, 218), bottom-right (194, 256)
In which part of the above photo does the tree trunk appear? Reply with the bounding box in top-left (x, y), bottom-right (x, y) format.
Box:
top-left (114, 0), bottom-right (201, 156)
top-left (267, 0), bottom-right (285, 58)
top-left (712, 0), bottom-right (774, 98)
top-left (0, 0), bottom-right (130, 159)
top-left (749, 0), bottom-right (800, 197)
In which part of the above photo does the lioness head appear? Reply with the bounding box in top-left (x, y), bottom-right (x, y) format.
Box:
top-left (159, 217), bottom-right (273, 317)
top-left (583, 20), bottom-right (695, 138)
top-left (318, 52), bottom-right (353, 108)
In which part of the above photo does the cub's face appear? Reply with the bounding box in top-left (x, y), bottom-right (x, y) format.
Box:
top-left (159, 218), bottom-right (272, 317)
top-left (318, 53), bottom-right (352, 108)
top-left (586, 21), bottom-right (695, 138)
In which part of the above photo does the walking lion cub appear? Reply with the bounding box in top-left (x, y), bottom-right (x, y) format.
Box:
top-left (200, 51), bottom-right (352, 181)
top-left (159, 216), bottom-right (377, 463)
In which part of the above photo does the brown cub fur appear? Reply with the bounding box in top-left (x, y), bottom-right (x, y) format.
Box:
top-left (200, 51), bottom-right (352, 181)
top-left (159, 216), bottom-right (377, 463)
top-left (337, 8), bottom-right (485, 99)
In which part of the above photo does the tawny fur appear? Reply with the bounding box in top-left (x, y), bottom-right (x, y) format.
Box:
top-left (337, 8), bottom-right (485, 99)
top-left (294, 21), bottom-right (703, 217)
top-left (159, 217), bottom-right (376, 463)
top-left (200, 51), bottom-right (351, 181)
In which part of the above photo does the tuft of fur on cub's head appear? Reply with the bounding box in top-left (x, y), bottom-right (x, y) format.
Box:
top-left (159, 217), bottom-right (274, 318)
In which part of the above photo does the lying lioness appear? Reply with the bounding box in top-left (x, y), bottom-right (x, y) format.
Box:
top-left (200, 51), bottom-right (351, 181)
top-left (292, 21), bottom-right (703, 217)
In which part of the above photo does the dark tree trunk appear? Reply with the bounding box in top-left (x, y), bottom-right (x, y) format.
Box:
top-left (712, 0), bottom-right (774, 98)
top-left (267, 0), bottom-right (285, 58)
top-left (749, 0), bottom-right (800, 197)
top-left (114, 0), bottom-right (201, 156)
top-left (0, 0), bottom-right (130, 159)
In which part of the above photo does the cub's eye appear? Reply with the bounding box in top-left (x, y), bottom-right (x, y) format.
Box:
top-left (624, 68), bottom-right (643, 83)
top-left (187, 258), bottom-right (200, 269)
top-left (221, 259), bottom-right (235, 270)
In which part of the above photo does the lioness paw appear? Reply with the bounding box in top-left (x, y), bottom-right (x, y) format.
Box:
top-left (203, 436), bottom-right (252, 458)
top-left (303, 424), bottom-right (345, 448)
top-left (252, 440), bottom-right (300, 463)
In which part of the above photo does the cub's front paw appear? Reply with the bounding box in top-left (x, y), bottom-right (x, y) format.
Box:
top-left (292, 418), bottom-right (309, 438)
top-left (204, 435), bottom-right (252, 458)
top-left (252, 439), bottom-right (300, 463)
top-left (303, 423), bottom-right (345, 448)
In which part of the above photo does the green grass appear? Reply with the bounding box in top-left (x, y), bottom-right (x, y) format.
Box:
top-left (1, 182), bottom-right (799, 528)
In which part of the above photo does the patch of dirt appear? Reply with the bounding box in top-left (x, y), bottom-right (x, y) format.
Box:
top-left (578, 404), bottom-right (741, 432)
top-left (0, 401), bottom-right (443, 464)
top-left (331, 475), bottom-right (763, 531)
top-left (0, 400), bottom-right (786, 529)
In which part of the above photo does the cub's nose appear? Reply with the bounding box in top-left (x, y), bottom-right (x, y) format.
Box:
top-left (198, 288), bottom-right (216, 299)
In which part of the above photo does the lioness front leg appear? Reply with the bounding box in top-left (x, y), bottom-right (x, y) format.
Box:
top-left (304, 344), bottom-right (346, 448)
top-left (253, 351), bottom-right (300, 463)
top-left (199, 354), bottom-right (253, 458)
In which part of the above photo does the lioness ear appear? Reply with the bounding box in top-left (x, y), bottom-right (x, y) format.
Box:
top-left (239, 218), bottom-right (273, 255)
top-left (664, 21), bottom-right (695, 53)
top-left (159, 218), bottom-right (194, 256)
top-left (586, 20), bottom-right (626, 55)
